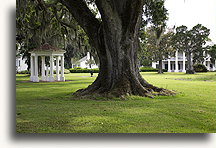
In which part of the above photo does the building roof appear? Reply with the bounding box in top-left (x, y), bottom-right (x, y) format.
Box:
top-left (31, 43), bottom-right (65, 52)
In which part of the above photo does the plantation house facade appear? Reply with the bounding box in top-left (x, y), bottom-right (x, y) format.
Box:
top-left (16, 56), bottom-right (28, 72)
top-left (16, 50), bottom-right (215, 73)
top-left (152, 50), bottom-right (215, 72)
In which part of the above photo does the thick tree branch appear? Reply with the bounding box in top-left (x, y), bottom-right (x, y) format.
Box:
top-left (60, 0), bottom-right (100, 45)
top-left (53, 6), bottom-right (76, 29)
top-left (95, 0), bottom-right (144, 34)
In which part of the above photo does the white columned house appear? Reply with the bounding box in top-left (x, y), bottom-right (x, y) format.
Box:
top-left (182, 52), bottom-right (186, 72)
top-left (152, 50), bottom-right (215, 72)
top-left (29, 43), bottom-right (66, 82)
top-left (174, 50), bottom-right (179, 72)
top-left (167, 56), bottom-right (171, 72)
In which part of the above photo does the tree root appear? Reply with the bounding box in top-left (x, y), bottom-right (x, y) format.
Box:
top-left (72, 73), bottom-right (176, 100)
top-left (72, 83), bottom-right (176, 100)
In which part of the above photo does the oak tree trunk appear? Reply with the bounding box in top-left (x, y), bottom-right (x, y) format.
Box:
top-left (61, 0), bottom-right (175, 98)
top-left (186, 52), bottom-right (195, 74)
top-left (158, 60), bottom-right (163, 74)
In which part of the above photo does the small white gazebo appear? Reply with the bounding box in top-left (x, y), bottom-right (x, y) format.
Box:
top-left (29, 43), bottom-right (66, 82)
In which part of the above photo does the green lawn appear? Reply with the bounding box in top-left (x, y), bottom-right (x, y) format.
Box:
top-left (16, 72), bottom-right (216, 133)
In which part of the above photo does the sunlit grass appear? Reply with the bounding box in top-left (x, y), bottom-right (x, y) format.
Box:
top-left (16, 72), bottom-right (216, 133)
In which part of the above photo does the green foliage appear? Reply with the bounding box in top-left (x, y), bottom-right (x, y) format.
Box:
top-left (143, 0), bottom-right (168, 28)
top-left (16, 0), bottom-right (95, 70)
top-left (74, 67), bottom-right (82, 70)
top-left (139, 0), bottom-right (169, 69)
top-left (208, 44), bottom-right (216, 64)
top-left (64, 69), bottom-right (71, 74)
top-left (139, 67), bottom-right (167, 72)
top-left (54, 69), bottom-right (70, 74)
top-left (172, 24), bottom-right (210, 73)
top-left (69, 68), bottom-right (99, 73)
top-left (173, 24), bottom-right (210, 61)
top-left (145, 27), bottom-right (175, 61)
top-left (193, 64), bottom-right (208, 72)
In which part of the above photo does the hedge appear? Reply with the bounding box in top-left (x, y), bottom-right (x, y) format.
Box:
top-left (69, 67), bottom-right (168, 73)
top-left (69, 68), bottom-right (99, 73)
top-left (54, 69), bottom-right (70, 74)
top-left (193, 64), bottom-right (208, 72)
top-left (139, 67), bottom-right (168, 72)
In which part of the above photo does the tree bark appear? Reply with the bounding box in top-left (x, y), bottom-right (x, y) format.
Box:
top-left (158, 59), bottom-right (163, 74)
top-left (186, 52), bottom-right (195, 74)
top-left (61, 0), bottom-right (175, 98)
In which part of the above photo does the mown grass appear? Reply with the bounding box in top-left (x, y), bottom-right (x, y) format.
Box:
top-left (16, 72), bottom-right (216, 133)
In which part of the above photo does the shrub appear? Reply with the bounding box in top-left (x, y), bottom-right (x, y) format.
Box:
top-left (69, 68), bottom-right (99, 73)
top-left (74, 67), bottom-right (82, 69)
top-left (64, 69), bottom-right (70, 74)
top-left (139, 67), bottom-right (167, 72)
top-left (54, 69), bottom-right (70, 74)
top-left (193, 64), bottom-right (208, 72)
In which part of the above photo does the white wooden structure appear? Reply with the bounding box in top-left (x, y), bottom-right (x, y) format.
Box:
top-left (29, 43), bottom-right (66, 82)
top-left (16, 56), bottom-right (28, 72)
top-left (71, 52), bottom-right (98, 69)
top-left (152, 50), bottom-right (215, 72)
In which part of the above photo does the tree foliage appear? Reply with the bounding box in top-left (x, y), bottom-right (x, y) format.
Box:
top-left (16, 0), bottom-right (95, 69)
top-left (138, 0), bottom-right (170, 73)
top-left (172, 24), bottom-right (210, 74)
top-left (208, 44), bottom-right (216, 67)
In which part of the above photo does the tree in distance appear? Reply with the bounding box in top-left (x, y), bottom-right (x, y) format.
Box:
top-left (172, 24), bottom-right (210, 74)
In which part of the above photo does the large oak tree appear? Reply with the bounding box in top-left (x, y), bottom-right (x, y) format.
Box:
top-left (59, 0), bottom-right (174, 98)
top-left (172, 24), bottom-right (210, 74)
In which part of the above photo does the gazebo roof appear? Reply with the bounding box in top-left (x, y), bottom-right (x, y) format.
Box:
top-left (29, 43), bottom-right (66, 55)
top-left (30, 43), bottom-right (65, 52)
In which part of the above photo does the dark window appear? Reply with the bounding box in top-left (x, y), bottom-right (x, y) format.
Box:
top-left (165, 64), bottom-right (168, 70)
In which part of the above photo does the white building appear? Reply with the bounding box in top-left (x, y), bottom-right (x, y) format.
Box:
top-left (29, 43), bottom-right (66, 82)
top-left (71, 52), bottom-right (98, 69)
top-left (152, 51), bottom-right (215, 72)
top-left (16, 56), bottom-right (28, 72)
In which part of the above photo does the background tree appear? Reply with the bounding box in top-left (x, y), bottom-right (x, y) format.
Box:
top-left (16, 0), bottom-right (96, 70)
top-left (57, 0), bottom-right (174, 98)
top-left (208, 44), bottom-right (216, 70)
top-left (141, 0), bottom-right (169, 73)
top-left (172, 24), bottom-right (210, 74)
top-left (145, 27), bottom-right (175, 73)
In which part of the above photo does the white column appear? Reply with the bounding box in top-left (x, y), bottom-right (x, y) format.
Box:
top-left (207, 61), bottom-right (210, 71)
top-left (49, 55), bottom-right (54, 81)
top-left (203, 51), bottom-right (206, 67)
top-left (60, 56), bottom-right (65, 81)
top-left (168, 56), bottom-right (171, 72)
top-left (182, 52), bottom-right (186, 72)
top-left (56, 56), bottom-right (60, 81)
top-left (46, 66), bottom-right (49, 81)
top-left (175, 50), bottom-right (179, 72)
top-left (33, 55), bottom-right (39, 82)
top-left (30, 55), bottom-right (34, 81)
top-left (162, 61), bottom-right (165, 69)
top-left (213, 60), bottom-right (216, 71)
top-left (41, 56), bottom-right (46, 81)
